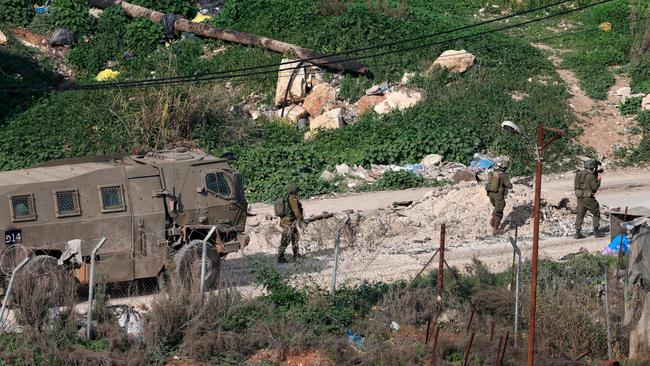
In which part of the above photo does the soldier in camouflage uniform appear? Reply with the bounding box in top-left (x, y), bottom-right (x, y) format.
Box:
top-left (486, 161), bottom-right (513, 236)
top-left (278, 183), bottom-right (305, 263)
top-left (574, 160), bottom-right (605, 239)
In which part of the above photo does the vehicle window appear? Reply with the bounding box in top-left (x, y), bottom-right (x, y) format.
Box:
top-left (11, 194), bottom-right (36, 222)
top-left (205, 172), bottom-right (232, 197)
top-left (100, 185), bottom-right (125, 212)
top-left (55, 189), bottom-right (80, 217)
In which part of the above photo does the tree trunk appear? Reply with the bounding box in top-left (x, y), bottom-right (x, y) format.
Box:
top-left (89, 0), bottom-right (368, 74)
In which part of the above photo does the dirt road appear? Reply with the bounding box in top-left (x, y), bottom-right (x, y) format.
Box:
top-left (53, 168), bottom-right (650, 315)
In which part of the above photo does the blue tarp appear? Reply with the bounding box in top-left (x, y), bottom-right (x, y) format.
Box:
top-left (602, 234), bottom-right (630, 256)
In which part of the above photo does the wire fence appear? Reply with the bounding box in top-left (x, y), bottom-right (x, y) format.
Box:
top-left (0, 214), bottom-right (635, 364)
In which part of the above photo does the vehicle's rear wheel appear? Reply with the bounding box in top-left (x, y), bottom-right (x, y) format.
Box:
top-left (13, 255), bottom-right (73, 326)
top-left (173, 240), bottom-right (221, 291)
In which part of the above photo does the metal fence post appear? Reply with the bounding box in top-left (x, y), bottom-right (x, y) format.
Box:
top-left (0, 256), bottom-right (31, 330)
top-left (87, 237), bottom-right (107, 340)
top-left (509, 236), bottom-right (521, 348)
top-left (331, 215), bottom-right (350, 293)
top-left (436, 224), bottom-right (446, 303)
top-left (200, 226), bottom-right (218, 303)
top-left (604, 267), bottom-right (613, 360)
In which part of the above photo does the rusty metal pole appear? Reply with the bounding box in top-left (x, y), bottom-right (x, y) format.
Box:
top-left (462, 331), bottom-right (476, 366)
top-left (616, 206), bottom-right (628, 277)
top-left (436, 224), bottom-right (446, 303)
top-left (425, 315), bottom-right (432, 344)
top-left (490, 319), bottom-right (495, 342)
top-left (495, 335), bottom-right (504, 366)
top-left (527, 124), bottom-right (544, 366)
top-left (466, 308), bottom-right (476, 334)
top-left (499, 331), bottom-right (510, 366)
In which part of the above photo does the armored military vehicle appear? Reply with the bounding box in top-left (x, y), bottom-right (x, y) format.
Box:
top-left (0, 148), bottom-right (249, 293)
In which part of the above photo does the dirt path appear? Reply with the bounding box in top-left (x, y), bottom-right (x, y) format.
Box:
top-left (531, 43), bottom-right (639, 158)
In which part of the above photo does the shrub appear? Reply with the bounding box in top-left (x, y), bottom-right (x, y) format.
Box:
top-left (0, 0), bottom-right (32, 26)
top-left (373, 170), bottom-right (425, 190)
top-left (620, 96), bottom-right (643, 116)
top-left (124, 18), bottom-right (164, 57)
top-left (130, 0), bottom-right (195, 18)
top-left (631, 61), bottom-right (650, 94)
top-left (51, 0), bottom-right (93, 35)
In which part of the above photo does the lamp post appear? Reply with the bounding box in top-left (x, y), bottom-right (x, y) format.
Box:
top-left (501, 121), bottom-right (564, 366)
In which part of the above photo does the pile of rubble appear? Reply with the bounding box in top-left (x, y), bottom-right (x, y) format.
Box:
top-left (243, 49), bottom-right (477, 139)
top-left (319, 152), bottom-right (508, 188)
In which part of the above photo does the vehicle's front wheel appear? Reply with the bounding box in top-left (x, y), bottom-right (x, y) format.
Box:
top-left (173, 240), bottom-right (221, 291)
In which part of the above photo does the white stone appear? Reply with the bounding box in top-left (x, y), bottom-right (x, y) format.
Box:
top-left (320, 170), bottom-right (336, 181)
top-left (335, 163), bottom-right (351, 176)
top-left (0, 30), bottom-right (7, 45)
top-left (430, 49), bottom-right (476, 74)
top-left (310, 108), bottom-right (344, 131)
top-left (374, 89), bottom-right (423, 114)
top-left (275, 104), bottom-right (307, 123)
top-left (274, 58), bottom-right (307, 106)
top-left (89, 8), bottom-right (103, 18)
top-left (400, 72), bottom-right (416, 85)
top-left (642, 94), bottom-right (650, 111)
top-left (421, 154), bottom-right (443, 169)
top-left (615, 87), bottom-right (632, 97)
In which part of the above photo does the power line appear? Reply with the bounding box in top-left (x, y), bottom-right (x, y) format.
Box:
top-left (0, 0), bottom-right (618, 93)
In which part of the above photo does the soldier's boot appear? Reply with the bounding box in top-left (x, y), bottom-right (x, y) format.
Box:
top-left (575, 229), bottom-right (585, 239)
top-left (593, 227), bottom-right (607, 238)
top-left (292, 248), bottom-right (300, 261)
top-left (277, 255), bottom-right (288, 264)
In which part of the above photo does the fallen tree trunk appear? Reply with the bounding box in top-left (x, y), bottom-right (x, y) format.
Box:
top-left (90, 0), bottom-right (368, 74)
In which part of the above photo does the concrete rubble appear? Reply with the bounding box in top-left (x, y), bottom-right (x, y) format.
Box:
top-left (275, 104), bottom-right (308, 123)
top-left (310, 108), bottom-right (344, 131)
top-left (303, 83), bottom-right (336, 116)
top-left (374, 89), bottom-right (423, 114)
top-left (274, 58), bottom-right (307, 106)
top-left (357, 95), bottom-right (386, 114)
top-left (429, 49), bottom-right (476, 74)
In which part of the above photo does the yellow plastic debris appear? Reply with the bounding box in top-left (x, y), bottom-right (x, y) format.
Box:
top-left (192, 13), bottom-right (212, 23)
top-left (599, 22), bottom-right (612, 32)
top-left (95, 69), bottom-right (120, 81)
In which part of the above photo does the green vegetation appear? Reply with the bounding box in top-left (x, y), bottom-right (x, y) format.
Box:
top-left (0, 0), bottom-right (32, 26)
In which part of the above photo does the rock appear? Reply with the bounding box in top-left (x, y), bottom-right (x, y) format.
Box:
top-left (310, 108), bottom-right (344, 131)
top-left (274, 59), bottom-right (307, 106)
top-left (320, 170), bottom-right (336, 181)
top-left (357, 95), bottom-right (386, 114)
top-left (335, 163), bottom-right (351, 176)
top-left (421, 154), bottom-right (443, 168)
top-left (615, 87), bottom-right (631, 97)
top-left (400, 72), bottom-right (416, 85)
top-left (303, 83), bottom-right (336, 116)
top-left (366, 83), bottom-right (389, 96)
top-left (49, 28), bottom-right (75, 47)
top-left (297, 118), bottom-right (309, 129)
top-left (642, 94), bottom-right (650, 111)
top-left (304, 130), bottom-right (317, 141)
top-left (89, 8), bottom-right (103, 18)
top-left (374, 90), bottom-right (423, 114)
top-left (622, 93), bottom-right (647, 105)
top-left (429, 49), bottom-right (476, 74)
top-left (0, 30), bottom-right (7, 45)
top-left (452, 169), bottom-right (477, 184)
top-left (275, 104), bottom-right (308, 123)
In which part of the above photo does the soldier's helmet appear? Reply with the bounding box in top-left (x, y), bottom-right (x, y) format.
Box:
top-left (584, 159), bottom-right (600, 169)
top-left (287, 183), bottom-right (300, 194)
top-left (497, 160), bottom-right (510, 169)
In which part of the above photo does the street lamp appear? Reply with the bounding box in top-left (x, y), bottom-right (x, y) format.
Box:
top-left (501, 121), bottom-right (564, 366)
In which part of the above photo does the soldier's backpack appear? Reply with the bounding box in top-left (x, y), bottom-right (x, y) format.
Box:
top-left (574, 170), bottom-right (590, 198)
top-left (274, 195), bottom-right (289, 217)
top-left (485, 171), bottom-right (501, 193)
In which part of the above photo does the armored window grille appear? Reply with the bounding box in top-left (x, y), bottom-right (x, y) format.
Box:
top-left (205, 172), bottom-right (232, 197)
top-left (10, 194), bottom-right (36, 222)
top-left (55, 190), bottom-right (80, 217)
top-left (100, 185), bottom-right (125, 212)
